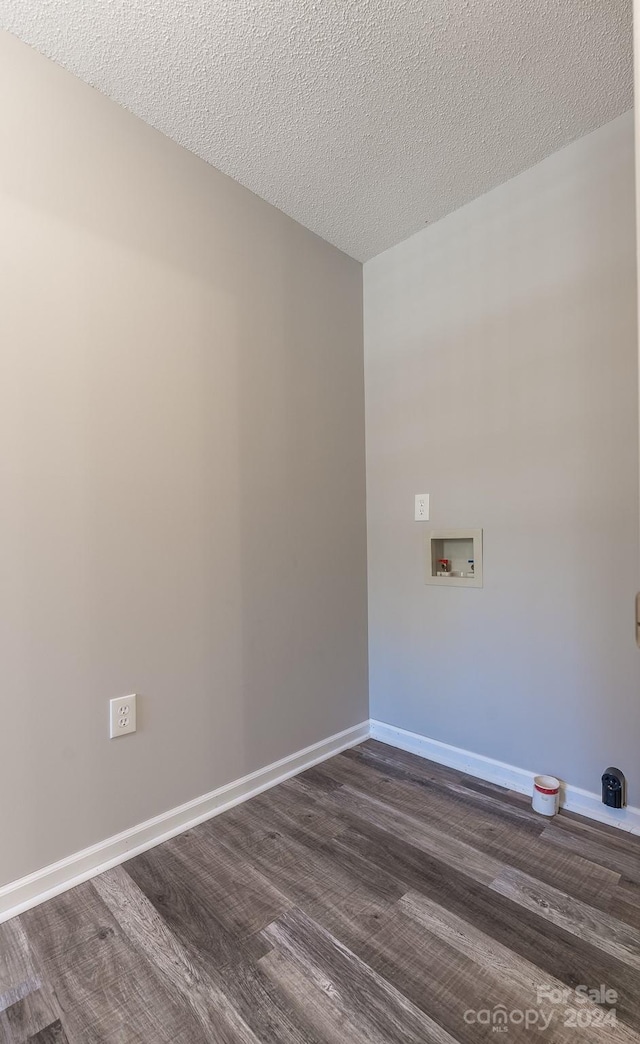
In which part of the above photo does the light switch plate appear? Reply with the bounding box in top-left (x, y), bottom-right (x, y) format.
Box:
top-left (415, 494), bottom-right (430, 521)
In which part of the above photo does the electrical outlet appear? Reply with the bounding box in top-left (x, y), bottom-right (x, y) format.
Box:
top-left (110, 694), bottom-right (137, 738)
top-left (414, 493), bottom-right (430, 521)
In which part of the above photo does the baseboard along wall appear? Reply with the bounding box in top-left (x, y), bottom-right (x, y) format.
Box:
top-left (0, 721), bottom-right (369, 925)
top-left (2, 715), bottom-right (638, 924)
top-left (370, 718), bottom-right (640, 835)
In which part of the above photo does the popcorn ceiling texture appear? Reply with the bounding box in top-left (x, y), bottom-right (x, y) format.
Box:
top-left (0, 1), bottom-right (632, 260)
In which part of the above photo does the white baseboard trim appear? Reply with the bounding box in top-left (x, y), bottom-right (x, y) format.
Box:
top-left (0, 720), bottom-right (369, 925)
top-left (370, 719), bottom-right (640, 834)
top-left (5, 716), bottom-right (637, 923)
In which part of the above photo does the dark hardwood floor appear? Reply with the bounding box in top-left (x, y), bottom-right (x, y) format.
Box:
top-left (2, 739), bottom-right (640, 1042)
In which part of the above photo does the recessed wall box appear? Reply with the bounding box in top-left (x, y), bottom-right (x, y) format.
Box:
top-left (424, 529), bottom-right (483, 588)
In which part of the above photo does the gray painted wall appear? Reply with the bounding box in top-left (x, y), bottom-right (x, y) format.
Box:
top-left (0, 32), bottom-right (368, 886)
top-left (364, 112), bottom-right (640, 798)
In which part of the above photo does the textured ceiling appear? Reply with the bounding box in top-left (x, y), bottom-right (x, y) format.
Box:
top-left (0, 1), bottom-right (633, 260)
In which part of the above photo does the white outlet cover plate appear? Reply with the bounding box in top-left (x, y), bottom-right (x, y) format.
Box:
top-left (110, 694), bottom-right (137, 738)
top-left (415, 494), bottom-right (430, 521)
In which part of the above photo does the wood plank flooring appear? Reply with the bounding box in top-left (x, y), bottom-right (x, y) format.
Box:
top-left (3, 739), bottom-right (640, 1043)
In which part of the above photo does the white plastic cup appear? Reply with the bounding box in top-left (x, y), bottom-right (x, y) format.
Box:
top-left (532, 775), bottom-right (560, 816)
